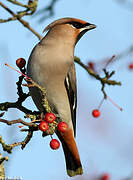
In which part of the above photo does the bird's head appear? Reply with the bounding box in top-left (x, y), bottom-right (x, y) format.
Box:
top-left (43, 17), bottom-right (96, 46)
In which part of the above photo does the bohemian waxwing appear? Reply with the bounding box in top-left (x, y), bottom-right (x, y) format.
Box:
top-left (27, 17), bottom-right (96, 177)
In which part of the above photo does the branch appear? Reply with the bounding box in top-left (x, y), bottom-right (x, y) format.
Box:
top-left (0, 123), bottom-right (37, 152)
top-left (0, 101), bottom-right (34, 114)
top-left (0, 136), bottom-right (12, 153)
top-left (0, 1), bottom-right (42, 40)
top-left (21, 129), bottom-right (33, 149)
top-left (7, 0), bottom-right (33, 8)
top-left (0, 156), bottom-right (8, 165)
top-left (0, 154), bottom-right (7, 179)
top-left (0, 68), bottom-right (39, 115)
top-left (74, 56), bottom-right (121, 98)
top-left (0, 118), bottom-right (38, 128)
top-left (0, 135), bottom-right (24, 153)
top-left (9, 128), bottom-right (34, 150)
top-left (16, 67), bottom-right (30, 103)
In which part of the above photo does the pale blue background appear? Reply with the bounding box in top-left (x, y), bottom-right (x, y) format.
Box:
top-left (0, 0), bottom-right (133, 179)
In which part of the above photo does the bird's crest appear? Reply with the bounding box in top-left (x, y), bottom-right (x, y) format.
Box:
top-left (43, 17), bottom-right (87, 33)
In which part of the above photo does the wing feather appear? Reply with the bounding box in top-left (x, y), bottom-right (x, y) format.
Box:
top-left (64, 63), bottom-right (77, 137)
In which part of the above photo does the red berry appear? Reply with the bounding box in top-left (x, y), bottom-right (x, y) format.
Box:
top-left (88, 61), bottom-right (94, 70)
top-left (44, 113), bottom-right (56, 123)
top-left (92, 109), bottom-right (100, 118)
top-left (100, 173), bottom-right (110, 180)
top-left (57, 122), bottom-right (68, 133)
top-left (16, 58), bottom-right (26, 69)
top-left (128, 63), bottom-right (133, 70)
top-left (39, 121), bottom-right (49, 132)
top-left (50, 139), bottom-right (60, 150)
top-left (18, 125), bottom-right (22, 128)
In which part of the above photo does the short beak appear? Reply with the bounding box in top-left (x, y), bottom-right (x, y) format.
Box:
top-left (79, 23), bottom-right (96, 33)
top-left (85, 24), bottom-right (97, 30)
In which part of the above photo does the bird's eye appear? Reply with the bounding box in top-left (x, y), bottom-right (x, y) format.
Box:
top-left (68, 21), bottom-right (84, 29)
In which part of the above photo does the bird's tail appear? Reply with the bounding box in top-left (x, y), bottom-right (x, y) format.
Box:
top-left (57, 129), bottom-right (83, 177)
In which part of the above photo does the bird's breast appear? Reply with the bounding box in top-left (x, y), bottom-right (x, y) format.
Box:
top-left (27, 43), bottom-right (74, 88)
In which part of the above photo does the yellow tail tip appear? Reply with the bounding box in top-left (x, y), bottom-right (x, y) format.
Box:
top-left (67, 167), bottom-right (83, 177)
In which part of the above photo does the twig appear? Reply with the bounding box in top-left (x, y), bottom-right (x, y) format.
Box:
top-left (0, 154), bottom-right (6, 179)
top-left (0, 136), bottom-right (12, 153)
top-left (104, 55), bottom-right (116, 69)
top-left (0, 127), bottom-right (35, 152)
top-left (74, 56), bottom-right (121, 98)
top-left (16, 67), bottom-right (30, 103)
top-left (0, 156), bottom-right (8, 165)
top-left (7, 0), bottom-right (30, 8)
top-left (34, 0), bottom-right (58, 23)
top-left (9, 129), bottom-right (34, 150)
top-left (0, 135), bottom-right (25, 153)
top-left (0, 118), bottom-right (38, 128)
top-left (0, 66), bottom-right (39, 115)
top-left (0, 1), bottom-right (42, 40)
top-left (21, 130), bottom-right (33, 149)
top-left (0, 101), bottom-right (34, 114)
top-left (0, 113), bottom-right (4, 117)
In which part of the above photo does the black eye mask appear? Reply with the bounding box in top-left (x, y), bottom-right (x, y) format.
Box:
top-left (68, 21), bottom-right (91, 29)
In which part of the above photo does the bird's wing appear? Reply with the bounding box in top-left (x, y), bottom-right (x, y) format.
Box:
top-left (64, 63), bottom-right (77, 137)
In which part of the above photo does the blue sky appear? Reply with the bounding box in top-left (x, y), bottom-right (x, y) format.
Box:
top-left (0, 0), bottom-right (133, 179)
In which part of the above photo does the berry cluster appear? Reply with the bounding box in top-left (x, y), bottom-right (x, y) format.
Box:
top-left (38, 112), bottom-right (68, 150)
